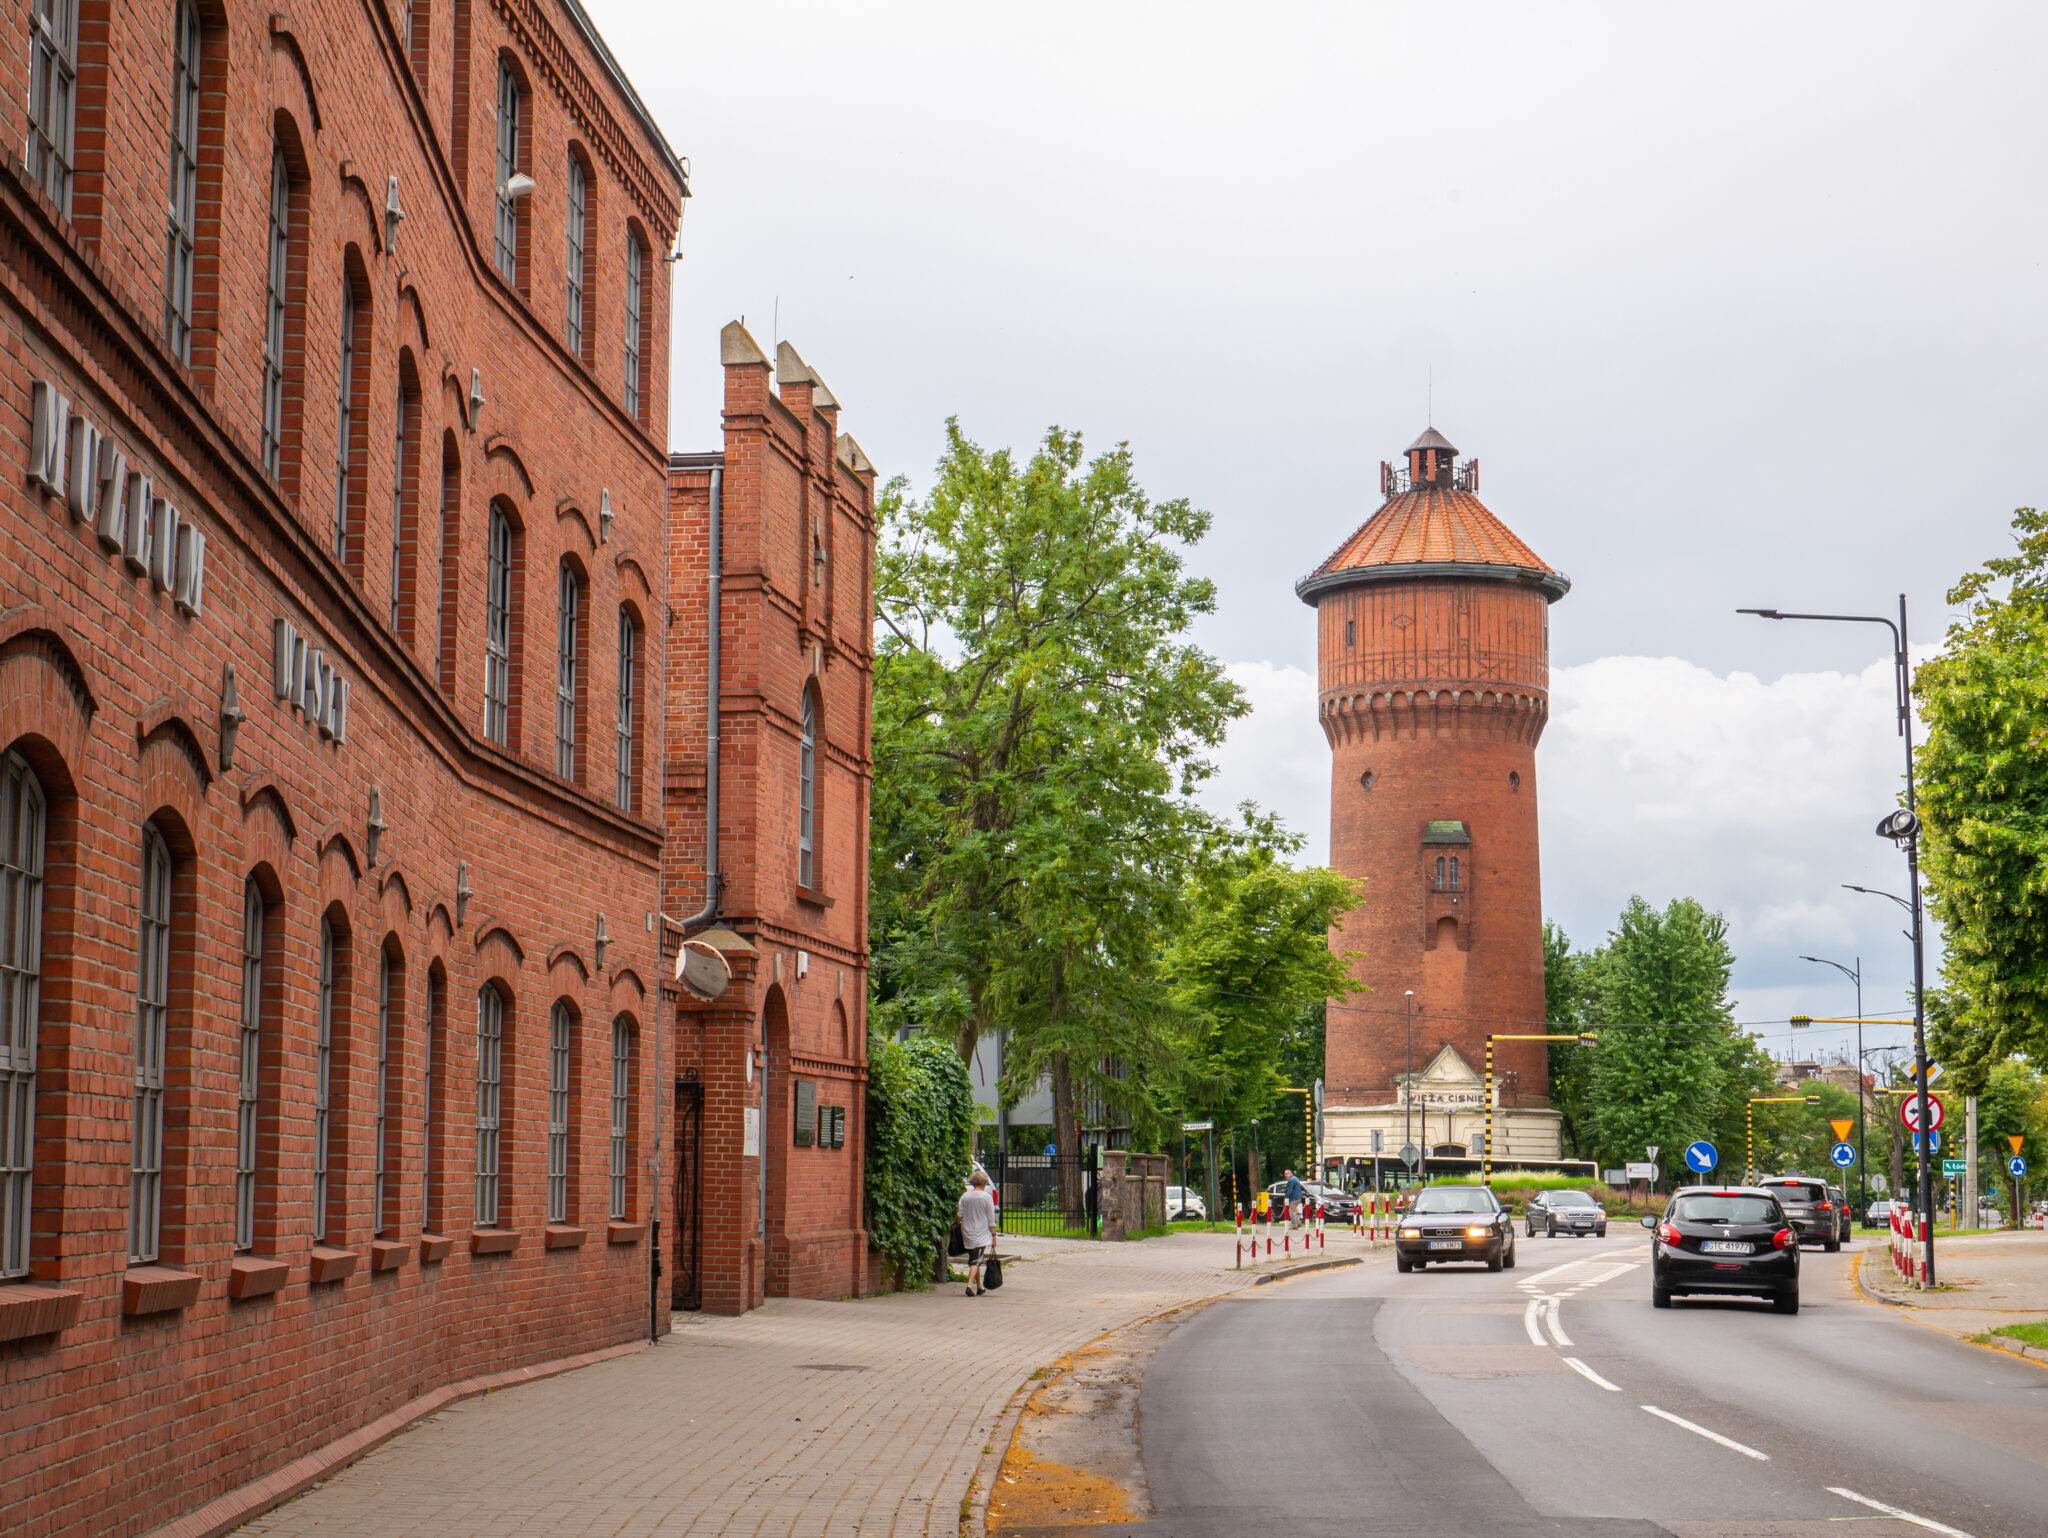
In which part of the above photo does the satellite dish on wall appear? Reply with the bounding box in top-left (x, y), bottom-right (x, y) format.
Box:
top-left (676, 938), bottom-right (732, 999)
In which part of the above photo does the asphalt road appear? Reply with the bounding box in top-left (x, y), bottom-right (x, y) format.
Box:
top-left (1102, 1233), bottom-right (2048, 1538)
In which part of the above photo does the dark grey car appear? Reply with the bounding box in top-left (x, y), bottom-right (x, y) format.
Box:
top-left (1525, 1189), bottom-right (1608, 1238)
top-left (1756, 1176), bottom-right (1842, 1252)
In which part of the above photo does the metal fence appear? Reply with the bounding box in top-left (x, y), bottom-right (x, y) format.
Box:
top-left (985, 1151), bottom-right (1097, 1238)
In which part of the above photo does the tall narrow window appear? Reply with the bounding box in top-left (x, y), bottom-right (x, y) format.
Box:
top-left (608, 1019), bottom-right (630, 1220)
top-left (547, 1003), bottom-right (572, 1224)
top-left (314, 918), bottom-right (338, 1242)
top-left (1433, 856), bottom-right (1445, 891)
top-left (131, 825), bottom-right (173, 1265)
top-left (27, 0), bottom-right (79, 213)
top-left (261, 149), bottom-right (290, 476)
top-left (564, 154), bottom-right (587, 357)
top-left (493, 62), bottom-right (521, 282)
top-left (335, 283), bottom-right (357, 558)
top-left (422, 969), bottom-right (443, 1232)
top-left (437, 438), bottom-right (460, 695)
top-left (0, 754), bottom-right (47, 1281)
top-left (234, 880), bottom-right (263, 1252)
top-left (623, 236), bottom-right (644, 419)
top-left (391, 378), bottom-right (408, 631)
top-left (374, 952), bottom-right (395, 1236)
top-left (1448, 856), bottom-right (1460, 891)
top-left (474, 986), bottom-right (503, 1225)
top-left (798, 691), bottom-right (816, 890)
top-left (615, 610), bottom-right (637, 812)
top-left (484, 507), bottom-right (512, 744)
top-left (164, 0), bottom-right (203, 363)
top-left (556, 563), bottom-right (580, 779)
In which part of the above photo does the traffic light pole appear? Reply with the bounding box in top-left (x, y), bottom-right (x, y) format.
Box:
top-left (1483, 1033), bottom-right (1596, 1186)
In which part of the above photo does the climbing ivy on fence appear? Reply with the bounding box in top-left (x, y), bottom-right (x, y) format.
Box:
top-left (865, 1032), bottom-right (976, 1288)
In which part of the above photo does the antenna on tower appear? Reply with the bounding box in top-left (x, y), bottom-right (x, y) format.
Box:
top-left (1428, 365), bottom-right (1433, 426)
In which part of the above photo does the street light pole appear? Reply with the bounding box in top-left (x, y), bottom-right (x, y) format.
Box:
top-left (1739, 596), bottom-right (1937, 1285)
top-left (1800, 954), bottom-right (1865, 1210)
top-left (1404, 990), bottom-right (1415, 1174)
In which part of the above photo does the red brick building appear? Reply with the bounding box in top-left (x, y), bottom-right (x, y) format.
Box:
top-left (0, 1), bottom-right (683, 1533)
top-left (1299, 429), bottom-right (1572, 1168)
top-left (664, 323), bottom-right (876, 1314)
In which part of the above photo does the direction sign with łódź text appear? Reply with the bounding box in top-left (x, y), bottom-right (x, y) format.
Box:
top-left (1901, 1096), bottom-right (1945, 1132)
top-left (1829, 1142), bottom-right (1856, 1168)
top-left (1683, 1140), bottom-right (1718, 1174)
top-left (2012, 1154), bottom-right (2029, 1178)
top-left (1830, 1119), bottom-right (1854, 1142)
top-left (1942, 1159), bottom-right (1967, 1177)
top-left (1181, 1121), bottom-right (1213, 1132)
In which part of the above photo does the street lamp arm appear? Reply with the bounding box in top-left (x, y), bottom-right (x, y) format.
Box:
top-left (1799, 956), bottom-right (1860, 988)
top-left (1736, 608), bottom-right (1902, 651)
top-left (1843, 883), bottom-right (1914, 915)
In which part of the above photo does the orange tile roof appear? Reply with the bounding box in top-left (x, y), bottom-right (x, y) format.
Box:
top-left (1303, 485), bottom-right (1565, 595)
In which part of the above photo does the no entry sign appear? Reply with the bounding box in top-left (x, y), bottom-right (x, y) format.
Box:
top-left (1900, 1095), bottom-right (1945, 1133)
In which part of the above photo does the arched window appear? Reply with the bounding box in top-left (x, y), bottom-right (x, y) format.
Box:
top-left (0, 753), bottom-right (47, 1280)
top-left (164, 0), bottom-right (203, 363)
top-left (437, 435), bottom-right (461, 696)
top-left (547, 1002), bottom-right (573, 1223)
top-left (493, 60), bottom-right (525, 285)
top-left (484, 505), bottom-right (513, 744)
top-left (615, 609), bottom-right (638, 812)
top-left (390, 362), bottom-right (421, 636)
top-left (565, 150), bottom-right (593, 361)
top-left (375, 949), bottom-right (402, 1236)
top-left (131, 824), bottom-right (174, 1264)
top-left (335, 261), bottom-right (371, 571)
top-left (234, 880), bottom-right (264, 1251)
top-left (314, 917), bottom-right (337, 1242)
top-left (261, 147), bottom-right (291, 475)
top-left (556, 561), bottom-right (583, 780)
top-left (798, 690), bottom-right (816, 890)
top-left (1433, 856), bottom-right (1445, 891)
top-left (422, 965), bottom-right (446, 1233)
top-left (404, 0), bottom-right (429, 82)
top-left (475, 985), bottom-right (503, 1225)
top-left (609, 1017), bottom-right (633, 1220)
top-left (27, 0), bottom-right (79, 212)
top-left (1448, 856), bottom-right (1460, 891)
top-left (623, 233), bottom-right (646, 420)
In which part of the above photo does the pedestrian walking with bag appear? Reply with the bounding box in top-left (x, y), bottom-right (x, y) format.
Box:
top-left (958, 1170), bottom-right (997, 1297)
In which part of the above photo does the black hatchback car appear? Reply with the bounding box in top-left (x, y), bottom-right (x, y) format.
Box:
top-left (1396, 1185), bottom-right (1517, 1272)
top-left (1643, 1186), bottom-right (1800, 1313)
top-left (1525, 1189), bottom-right (1608, 1238)
top-left (1756, 1176), bottom-right (1842, 1252)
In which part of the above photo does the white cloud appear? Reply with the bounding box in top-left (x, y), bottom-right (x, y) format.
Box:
top-left (1199, 653), bottom-right (1935, 1063)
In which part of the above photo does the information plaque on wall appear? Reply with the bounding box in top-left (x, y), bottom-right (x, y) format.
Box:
top-left (794, 1079), bottom-right (818, 1146)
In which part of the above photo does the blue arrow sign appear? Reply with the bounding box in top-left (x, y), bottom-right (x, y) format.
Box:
top-left (1829, 1141), bottom-right (1857, 1168)
top-left (1683, 1140), bottom-right (1718, 1174)
top-left (2011, 1154), bottom-right (2029, 1178)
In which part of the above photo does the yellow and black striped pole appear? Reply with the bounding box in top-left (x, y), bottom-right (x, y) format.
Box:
top-left (1483, 1034), bottom-right (1597, 1186)
top-left (1747, 1094), bottom-right (1821, 1184)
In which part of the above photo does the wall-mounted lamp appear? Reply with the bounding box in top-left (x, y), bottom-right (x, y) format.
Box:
top-left (594, 913), bottom-right (609, 971)
top-left (598, 487), bottom-right (613, 545)
top-left (502, 172), bottom-right (537, 201)
top-left (365, 786), bottom-right (387, 867)
top-left (385, 176), bottom-right (406, 249)
top-left (455, 860), bottom-right (472, 927)
top-left (218, 661), bottom-right (246, 772)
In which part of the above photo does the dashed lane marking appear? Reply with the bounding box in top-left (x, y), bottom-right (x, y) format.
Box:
top-left (1640, 1405), bottom-right (1770, 1461)
top-left (1562, 1357), bottom-right (1621, 1391)
top-left (1828, 1486), bottom-right (1975, 1537)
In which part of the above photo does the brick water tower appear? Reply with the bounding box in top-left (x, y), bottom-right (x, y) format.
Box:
top-left (1297, 428), bottom-right (1571, 1168)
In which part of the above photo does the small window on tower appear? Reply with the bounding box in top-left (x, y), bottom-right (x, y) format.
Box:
top-left (1434, 856), bottom-right (1446, 890)
top-left (1449, 856), bottom-right (1460, 891)
top-left (1345, 618), bottom-right (1356, 648)
top-left (1509, 771), bottom-right (1520, 791)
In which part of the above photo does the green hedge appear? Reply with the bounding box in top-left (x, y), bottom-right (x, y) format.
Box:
top-left (865, 1033), bottom-right (976, 1288)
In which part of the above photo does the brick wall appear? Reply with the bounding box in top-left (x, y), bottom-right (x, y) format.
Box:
top-left (0, 2), bottom-right (683, 1534)
top-left (663, 323), bottom-right (876, 1314)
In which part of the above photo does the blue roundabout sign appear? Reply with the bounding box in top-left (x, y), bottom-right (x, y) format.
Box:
top-left (1829, 1141), bottom-right (1857, 1168)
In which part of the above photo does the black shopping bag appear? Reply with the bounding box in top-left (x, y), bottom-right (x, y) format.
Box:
top-left (982, 1252), bottom-right (1003, 1289)
top-left (948, 1221), bottom-right (967, 1257)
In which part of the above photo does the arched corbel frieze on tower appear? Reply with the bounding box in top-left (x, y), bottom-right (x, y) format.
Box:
top-left (1318, 687), bottom-right (1550, 748)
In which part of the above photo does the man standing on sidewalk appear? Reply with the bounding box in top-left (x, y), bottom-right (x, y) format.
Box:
top-left (1284, 1168), bottom-right (1306, 1229)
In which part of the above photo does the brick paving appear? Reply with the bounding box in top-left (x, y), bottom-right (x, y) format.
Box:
top-left (1857, 1228), bottom-right (2048, 1342)
top-left (233, 1231), bottom-right (1329, 1537)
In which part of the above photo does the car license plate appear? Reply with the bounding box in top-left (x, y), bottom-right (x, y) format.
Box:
top-left (1428, 1239), bottom-right (1462, 1250)
top-left (1702, 1240), bottom-right (1753, 1255)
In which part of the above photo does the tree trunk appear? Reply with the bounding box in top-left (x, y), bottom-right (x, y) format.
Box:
top-left (1052, 1051), bottom-right (1082, 1220)
top-left (1890, 1125), bottom-right (1905, 1211)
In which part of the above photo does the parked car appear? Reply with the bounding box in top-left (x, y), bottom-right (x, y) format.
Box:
top-left (1166, 1185), bottom-right (1208, 1222)
top-left (1395, 1185), bottom-right (1517, 1272)
top-left (1262, 1180), bottom-right (1357, 1222)
top-left (1864, 1199), bottom-right (1894, 1228)
top-left (1755, 1176), bottom-right (1841, 1252)
top-left (1643, 1186), bottom-right (1800, 1313)
top-left (1524, 1189), bottom-right (1608, 1238)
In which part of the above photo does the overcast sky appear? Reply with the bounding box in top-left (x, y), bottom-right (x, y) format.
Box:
top-left (595, 1), bottom-right (2048, 1062)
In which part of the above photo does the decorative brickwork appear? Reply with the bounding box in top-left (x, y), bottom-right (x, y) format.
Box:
top-left (0, 1), bottom-right (683, 1534)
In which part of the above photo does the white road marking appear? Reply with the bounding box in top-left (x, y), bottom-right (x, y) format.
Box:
top-left (1542, 1296), bottom-right (1571, 1346)
top-left (1827, 1487), bottom-right (1975, 1537)
top-left (1640, 1405), bottom-right (1769, 1461)
top-left (1522, 1299), bottom-right (1546, 1347)
top-left (1563, 1356), bottom-right (1620, 1391)
top-left (1574, 1262), bottom-right (1639, 1290)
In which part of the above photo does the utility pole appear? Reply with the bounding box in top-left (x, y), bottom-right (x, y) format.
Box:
top-left (1966, 1095), bottom-right (1979, 1230)
top-left (1799, 955), bottom-right (1865, 1211)
top-left (1403, 990), bottom-right (1415, 1170)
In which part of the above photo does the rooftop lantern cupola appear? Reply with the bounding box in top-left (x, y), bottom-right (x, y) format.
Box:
top-left (1406, 426), bottom-right (1458, 488)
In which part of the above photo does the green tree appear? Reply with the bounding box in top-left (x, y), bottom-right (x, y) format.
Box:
top-left (864, 1033), bottom-right (977, 1287)
top-left (1915, 507), bottom-right (2048, 1072)
top-left (868, 422), bottom-right (1246, 1183)
top-left (1543, 921), bottom-right (1600, 1157)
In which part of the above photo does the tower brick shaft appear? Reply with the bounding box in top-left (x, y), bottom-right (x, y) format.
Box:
top-left (1299, 429), bottom-right (1569, 1149)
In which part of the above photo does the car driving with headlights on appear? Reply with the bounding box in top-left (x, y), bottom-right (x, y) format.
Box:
top-left (1395, 1185), bottom-right (1517, 1272)
top-left (1642, 1186), bottom-right (1800, 1313)
top-left (1524, 1188), bottom-right (1608, 1238)
top-left (1755, 1176), bottom-right (1841, 1251)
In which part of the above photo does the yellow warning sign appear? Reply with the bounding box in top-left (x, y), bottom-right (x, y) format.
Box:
top-left (1830, 1120), bottom-right (1854, 1142)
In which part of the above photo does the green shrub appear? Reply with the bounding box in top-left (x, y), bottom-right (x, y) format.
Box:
top-left (865, 1033), bottom-right (976, 1289)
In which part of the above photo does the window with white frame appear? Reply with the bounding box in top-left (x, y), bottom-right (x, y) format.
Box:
top-left (164, 0), bottom-right (203, 364)
top-left (609, 1018), bottom-right (631, 1220)
top-left (615, 610), bottom-right (636, 812)
top-left (547, 1003), bottom-right (572, 1224)
top-left (798, 690), bottom-right (816, 889)
top-left (375, 952), bottom-right (394, 1236)
top-left (314, 917), bottom-right (337, 1242)
top-left (131, 825), bottom-right (173, 1265)
top-left (261, 149), bottom-right (290, 476)
top-left (335, 283), bottom-right (356, 558)
top-left (27, 0), bottom-right (79, 213)
top-left (0, 753), bottom-right (47, 1280)
top-left (565, 153), bottom-right (587, 357)
top-left (421, 971), bottom-right (440, 1231)
top-left (234, 880), bottom-right (263, 1251)
top-left (623, 236), bottom-right (644, 418)
top-left (556, 563), bottom-right (580, 779)
top-left (493, 62), bottom-right (521, 282)
top-left (475, 986), bottom-right (503, 1225)
top-left (484, 506), bottom-right (512, 744)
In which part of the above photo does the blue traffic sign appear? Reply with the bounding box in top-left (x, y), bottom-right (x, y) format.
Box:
top-left (1913, 1129), bottom-right (1941, 1154)
top-left (1829, 1141), bottom-right (1857, 1168)
top-left (1683, 1140), bottom-right (1718, 1174)
top-left (2011, 1154), bottom-right (2029, 1178)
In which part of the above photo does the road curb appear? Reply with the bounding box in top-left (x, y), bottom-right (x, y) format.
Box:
top-left (1252, 1255), bottom-right (1363, 1285)
top-left (1848, 1248), bottom-right (2048, 1374)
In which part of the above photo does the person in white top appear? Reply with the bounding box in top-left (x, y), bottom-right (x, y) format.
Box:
top-left (957, 1171), bottom-right (997, 1296)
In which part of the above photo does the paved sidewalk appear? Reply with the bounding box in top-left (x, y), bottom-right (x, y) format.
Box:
top-left (1857, 1228), bottom-right (2048, 1346)
top-left (235, 1231), bottom-right (1334, 1537)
